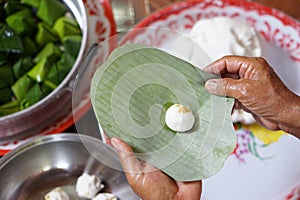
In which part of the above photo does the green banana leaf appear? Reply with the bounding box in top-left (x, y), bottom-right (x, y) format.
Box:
top-left (90, 44), bottom-right (237, 181)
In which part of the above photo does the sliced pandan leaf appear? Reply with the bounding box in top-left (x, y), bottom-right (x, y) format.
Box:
top-left (37, 0), bottom-right (67, 26)
top-left (12, 57), bottom-right (34, 79)
top-left (0, 25), bottom-right (23, 54)
top-left (53, 17), bottom-right (81, 41)
top-left (0, 64), bottom-right (14, 88)
top-left (90, 44), bottom-right (237, 181)
top-left (35, 22), bottom-right (59, 47)
top-left (33, 42), bottom-right (61, 63)
top-left (21, 0), bottom-right (40, 8)
top-left (11, 74), bottom-right (34, 100)
top-left (45, 53), bottom-right (74, 89)
top-left (5, 8), bottom-right (36, 36)
top-left (62, 34), bottom-right (81, 58)
top-left (22, 36), bottom-right (38, 57)
top-left (0, 100), bottom-right (20, 116)
top-left (27, 57), bottom-right (51, 82)
top-left (0, 87), bottom-right (12, 104)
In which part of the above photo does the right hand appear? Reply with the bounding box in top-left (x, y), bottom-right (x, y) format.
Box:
top-left (204, 56), bottom-right (300, 136)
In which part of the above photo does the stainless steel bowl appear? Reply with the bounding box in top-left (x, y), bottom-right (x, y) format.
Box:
top-left (0, 133), bottom-right (139, 200)
top-left (0, 0), bottom-right (88, 142)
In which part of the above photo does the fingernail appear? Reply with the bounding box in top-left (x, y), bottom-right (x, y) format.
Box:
top-left (205, 79), bottom-right (217, 92)
top-left (111, 138), bottom-right (119, 150)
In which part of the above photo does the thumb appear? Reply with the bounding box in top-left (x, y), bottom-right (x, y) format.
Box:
top-left (204, 78), bottom-right (241, 98)
top-left (111, 137), bottom-right (142, 174)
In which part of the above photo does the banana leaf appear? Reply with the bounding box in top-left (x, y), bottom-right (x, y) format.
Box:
top-left (90, 44), bottom-right (237, 181)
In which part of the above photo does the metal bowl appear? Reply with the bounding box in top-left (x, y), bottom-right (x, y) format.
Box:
top-left (0, 0), bottom-right (88, 142)
top-left (0, 133), bottom-right (139, 200)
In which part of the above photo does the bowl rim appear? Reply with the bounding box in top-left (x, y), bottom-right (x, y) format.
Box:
top-left (0, 133), bottom-right (116, 169)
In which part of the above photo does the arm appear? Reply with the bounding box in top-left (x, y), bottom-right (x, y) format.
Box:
top-left (204, 56), bottom-right (300, 138)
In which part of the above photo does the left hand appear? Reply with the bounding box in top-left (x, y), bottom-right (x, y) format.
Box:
top-left (111, 137), bottom-right (202, 200)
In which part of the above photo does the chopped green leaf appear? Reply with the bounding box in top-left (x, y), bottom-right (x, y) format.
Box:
top-left (20, 83), bottom-right (42, 109)
top-left (37, 0), bottom-right (67, 26)
top-left (0, 25), bottom-right (23, 53)
top-left (35, 22), bottom-right (59, 47)
top-left (5, 8), bottom-right (36, 36)
top-left (0, 64), bottom-right (14, 88)
top-left (53, 16), bottom-right (81, 41)
top-left (4, 1), bottom-right (31, 15)
top-left (33, 42), bottom-right (61, 63)
top-left (0, 100), bottom-right (19, 116)
top-left (22, 36), bottom-right (38, 56)
top-left (11, 74), bottom-right (34, 100)
top-left (13, 57), bottom-right (34, 79)
top-left (0, 53), bottom-right (7, 66)
top-left (45, 53), bottom-right (74, 89)
top-left (62, 35), bottom-right (81, 57)
top-left (21, 0), bottom-right (40, 8)
top-left (0, 87), bottom-right (12, 104)
top-left (27, 57), bottom-right (51, 82)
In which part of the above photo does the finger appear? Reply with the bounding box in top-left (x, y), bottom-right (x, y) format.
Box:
top-left (234, 100), bottom-right (252, 113)
top-left (204, 56), bottom-right (252, 77)
top-left (177, 181), bottom-right (202, 199)
top-left (204, 78), bottom-right (243, 98)
top-left (111, 137), bottom-right (142, 174)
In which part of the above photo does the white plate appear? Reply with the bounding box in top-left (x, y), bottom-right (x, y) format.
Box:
top-left (0, 0), bottom-right (116, 156)
top-left (121, 0), bottom-right (300, 199)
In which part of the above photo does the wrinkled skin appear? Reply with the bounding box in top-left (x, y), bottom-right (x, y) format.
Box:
top-left (204, 56), bottom-right (300, 137)
top-left (111, 138), bottom-right (202, 200)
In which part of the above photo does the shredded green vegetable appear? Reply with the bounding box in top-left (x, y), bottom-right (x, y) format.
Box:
top-left (0, 0), bottom-right (82, 117)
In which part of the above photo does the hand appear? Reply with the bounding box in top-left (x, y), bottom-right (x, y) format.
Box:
top-left (204, 56), bottom-right (300, 137)
top-left (111, 137), bottom-right (202, 200)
